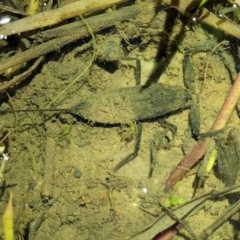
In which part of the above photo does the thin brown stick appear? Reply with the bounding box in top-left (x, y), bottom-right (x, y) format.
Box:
top-left (0, 132), bottom-right (11, 145)
top-left (164, 73), bottom-right (240, 191)
top-left (196, 199), bottom-right (240, 240)
top-left (164, 138), bottom-right (210, 191)
top-left (0, 0), bottom-right (127, 36)
top-left (160, 0), bottom-right (240, 40)
top-left (2, 0), bottom-right (240, 42)
top-left (0, 3), bottom-right (152, 75)
top-left (41, 135), bottom-right (56, 199)
top-left (0, 57), bottom-right (43, 93)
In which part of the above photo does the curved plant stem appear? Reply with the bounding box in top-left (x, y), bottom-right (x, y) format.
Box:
top-left (43, 15), bottom-right (96, 109)
top-left (165, 73), bottom-right (240, 191)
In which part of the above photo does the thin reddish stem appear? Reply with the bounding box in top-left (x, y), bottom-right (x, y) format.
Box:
top-left (164, 73), bottom-right (240, 191)
top-left (211, 73), bottom-right (240, 130)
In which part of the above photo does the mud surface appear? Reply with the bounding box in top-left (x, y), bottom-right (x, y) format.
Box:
top-left (0, 1), bottom-right (240, 239)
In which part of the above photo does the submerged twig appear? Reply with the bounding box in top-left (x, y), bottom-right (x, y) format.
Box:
top-left (0, 57), bottom-right (43, 94)
top-left (0, 0), bottom-right (127, 36)
top-left (0, 3), bottom-right (152, 75)
top-left (130, 191), bottom-right (211, 240)
top-left (133, 184), bottom-right (240, 240)
top-left (196, 199), bottom-right (240, 240)
top-left (1, 0), bottom-right (240, 41)
top-left (158, 200), bottom-right (196, 238)
top-left (160, 0), bottom-right (240, 40)
top-left (41, 134), bottom-right (56, 200)
top-left (165, 73), bottom-right (240, 191)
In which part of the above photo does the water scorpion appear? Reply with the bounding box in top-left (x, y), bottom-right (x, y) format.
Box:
top-left (70, 82), bottom-right (192, 124)
top-left (1, 57), bottom-right (198, 172)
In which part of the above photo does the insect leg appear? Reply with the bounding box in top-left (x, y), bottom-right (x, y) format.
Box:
top-left (112, 58), bottom-right (143, 172)
top-left (112, 122), bottom-right (142, 172)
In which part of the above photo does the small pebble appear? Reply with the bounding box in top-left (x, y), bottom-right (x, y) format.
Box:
top-left (73, 169), bottom-right (82, 178)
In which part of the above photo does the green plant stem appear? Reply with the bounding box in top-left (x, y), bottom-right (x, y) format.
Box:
top-left (44, 15), bottom-right (96, 109)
